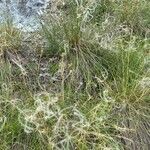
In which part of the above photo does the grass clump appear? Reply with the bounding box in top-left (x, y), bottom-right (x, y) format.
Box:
top-left (42, 0), bottom-right (108, 96)
top-left (0, 18), bottom-right (22, 60)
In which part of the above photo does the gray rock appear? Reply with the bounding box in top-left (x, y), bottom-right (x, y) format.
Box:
top-left (0, 0), bottom-right (51, 31)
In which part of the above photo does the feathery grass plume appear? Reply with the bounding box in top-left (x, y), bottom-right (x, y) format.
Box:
top-left (14, 91), bottom-right (121, 149)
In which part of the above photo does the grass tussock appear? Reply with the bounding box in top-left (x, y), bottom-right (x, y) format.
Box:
top-left (0, 19), bottom-right (22, 58)
top-left (0, 0), bottom-right (150, 149)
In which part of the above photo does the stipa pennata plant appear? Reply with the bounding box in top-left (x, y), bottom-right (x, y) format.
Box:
top-left (101, 36), bottom-right (150, 149)
top-left (15, 91), bottom-right (121, 149)
top-left (41, 0), bottom-right (109, 96)
top-left (97, 35), bottom-right (148, 98)
top-left (0, 18), bottom-right (22, 59)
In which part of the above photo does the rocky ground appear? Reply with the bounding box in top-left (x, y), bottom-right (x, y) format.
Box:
top-left (0, 0), bottom-right (51, 31)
